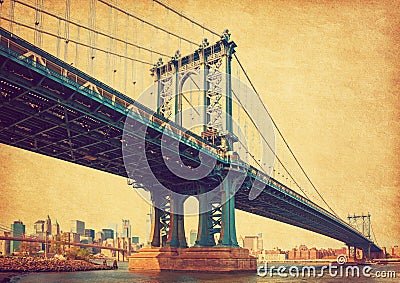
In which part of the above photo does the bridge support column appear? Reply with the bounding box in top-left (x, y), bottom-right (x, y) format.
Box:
top-left (368, 244), bottom-right (371, 260)
top-left (218, 177), bottom-right (239, 247)
top-left (150, 207), bottom-right (162, 247)
top-left (353, 246), bottom-right (357, 261)
top-left (361, 245), bottom-right (371, 260)
top-left (166, 195), bottom-right (187, 248)
top-left (149, 191), bottom-right (170, 248)
top-left (195, 186), bottom-right (215, 247)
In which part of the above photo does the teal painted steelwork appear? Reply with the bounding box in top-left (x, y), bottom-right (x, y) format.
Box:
top-left (0, 28), bottom-right (223, 158)
top-left (0, 46), bottom-right (226, 167)
top-left (165, 195), bottom-right (188, 248)
top-left (194, 185), bottom-right (217, 247)
top-left (137, 32), bottom-right (241, 248)
top-left (223, 31), bottom-right (236, 137)
top-left (0, 56), bottom-right (211, 171)
top-left (174, 59), bottom-right (180, 125)
top-left (217, 176), bottom-right (239, 247)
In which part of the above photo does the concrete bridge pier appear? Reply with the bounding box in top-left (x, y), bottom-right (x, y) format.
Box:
top-left (129, 178), bottom-right (256, 272)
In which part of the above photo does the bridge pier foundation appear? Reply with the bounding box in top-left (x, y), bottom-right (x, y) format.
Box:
top-left (129, 180), bottom-right (255, 272)
top-left (128, 32), bottom-right (255, 272)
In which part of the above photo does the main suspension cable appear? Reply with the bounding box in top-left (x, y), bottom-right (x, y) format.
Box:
top-left (152, 0), bottom-right (337, 216)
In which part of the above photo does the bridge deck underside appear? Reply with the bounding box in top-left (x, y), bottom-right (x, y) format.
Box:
top-left (0, 44), bottom-right (380, 253)
top-left (0, 54), bottom-right (129, 177)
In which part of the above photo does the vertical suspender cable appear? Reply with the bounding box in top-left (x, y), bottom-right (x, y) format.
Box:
top-left (9, 0), bottom-right (15, 33)
top-left (56, 18), bottom-right (61, 59)
top-left (75, 26), bottom-right (80, 68)
top-left (39, 0), bottom-right (43, 46)
top-left (87, 0), bottom-right (92, 74)
top-left (140, 48), bottom-right (143, 94)
top-left (132, 4), bottom-right (137, 98)
top-left (237, 63), bottom-right (240, 141)
top-left (167, 33), bottom-right (170, 56)
top-left (88, 0), bottom-right (96, 76)
top-left (34, 0), bottom-right (39, 46)
top-left (0, 0), bottom-right (3, 28)
top-left (105, 3), bottom-right (112, 84)
top-left (123, 12), bottom-right (129, 94)
top-left (93, 0), bottom-right (97, 65)
top-left (64, 0), bottom-right (70, 62)
top-left (112, 0), bottom-right (118, 88)
top-left (132, 58), bottom-right (136, 98)
top-left (124, 44), bottom-right (128, 93)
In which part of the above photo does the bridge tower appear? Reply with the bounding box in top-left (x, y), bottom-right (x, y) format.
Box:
top-left (149, 29), bottom-right (239, 249)
top-left (129, 31), bottom-right (255, 272)
top-left (347, 213), bottom-right (373, 260)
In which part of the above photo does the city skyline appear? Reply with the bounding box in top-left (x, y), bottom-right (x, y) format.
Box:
top-left (0, 0), bottom-right (399, 252)
top-left (4, 215), bottom-right (138, 240)
top-left (4, 218), bottom-right (399, 258)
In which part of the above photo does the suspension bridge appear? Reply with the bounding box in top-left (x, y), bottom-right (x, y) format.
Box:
top-left (0, 0), bottom-right (381, 271)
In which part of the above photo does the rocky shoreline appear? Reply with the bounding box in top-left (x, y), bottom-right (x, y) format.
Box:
top-left (0, 257), bottom-right (112, 273)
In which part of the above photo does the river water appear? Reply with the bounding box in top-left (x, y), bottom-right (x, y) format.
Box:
top-left (9, 262), bottom-right (400, 283)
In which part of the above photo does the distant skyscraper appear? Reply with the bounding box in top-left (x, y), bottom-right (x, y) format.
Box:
top-left (145, 211), bottom-right (152, 245)
top-left (121, 219), bottom-right (131, 238)
top-left (132, 236), bottom-right (139, 244)
top-left (0, 231), bottom-right (11, 255)
top-left (52, 220), bottom-right (60, 236)
top-left (102, 228), bottom-right (114, 240)
top-left (95, 231), bottom-right (104, 241)
top-left (84, 229), bottom-right (95, 239)
top-left (243, 235), bottom-right (263, 254)
top-left (189, 229), bottom-right (197, 247)
top-left (10, 220), bottom-right (25, 252)
top-left (45, 215), bottom-right (52, 235)
top-left (70, 220), bottom-right (85, 235)
top-left (34, 220), bottom-right (45, 234)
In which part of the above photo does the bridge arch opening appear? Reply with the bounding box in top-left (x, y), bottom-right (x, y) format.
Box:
top-left (183, 196), bottom-right (199, 247)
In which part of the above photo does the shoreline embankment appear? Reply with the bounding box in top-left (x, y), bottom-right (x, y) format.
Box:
top-left (0, 256), bottom-right (112, 282)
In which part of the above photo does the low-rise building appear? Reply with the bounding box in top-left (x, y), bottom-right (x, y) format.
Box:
top-left (0, 231), bottom-right (11, 255)
top-left (392, 246), bottom-right (400, 258)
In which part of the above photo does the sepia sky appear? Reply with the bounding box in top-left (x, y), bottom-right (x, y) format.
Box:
top-left (0, 0), bottom-right (399, 250)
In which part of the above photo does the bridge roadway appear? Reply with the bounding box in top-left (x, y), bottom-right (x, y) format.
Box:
top-left (0, 28), bottom-right (380, 253)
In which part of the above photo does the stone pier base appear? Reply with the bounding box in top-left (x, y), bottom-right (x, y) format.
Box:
top-left (128, 247), bottom-right (257, 272)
